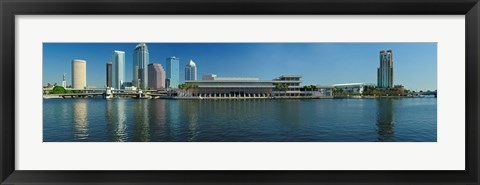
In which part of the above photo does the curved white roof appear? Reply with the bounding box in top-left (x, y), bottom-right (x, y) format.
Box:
top-left (72, 59), bottom-right (86, 63)
top-left (135, 43), bottom-right (147, 48)
top-left (186, 59), bottom-right (196, 67)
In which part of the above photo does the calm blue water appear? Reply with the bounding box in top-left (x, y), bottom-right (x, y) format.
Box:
top-left (43, 98), bottom-right (437, 142)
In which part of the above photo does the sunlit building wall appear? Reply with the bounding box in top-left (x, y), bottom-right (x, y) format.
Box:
top-left (112, 50), bottom-right (125, 89)
top-left (148, 63), bottom-right (166, 89)
top-left (71, 59), bottom-right (86, 89)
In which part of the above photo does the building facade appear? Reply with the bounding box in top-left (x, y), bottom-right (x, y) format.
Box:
top-left (71, 59), bottom-right (86, 89)
top-left (183, 75), bottom-right (331, 98)
top-left (112, 50), bottom-right (125, 89)
top-left (166, 56), bottom-right (180, 88)
top-left (106, 62), bottom-right (112, 88)
top-left (133, 43), bottom-right (149, 89)
top-left (148, 63), bottom-right (166, 89)
top-left (333, 83), bottom-right (376, 94)
top-left (185, 76), bottom-right (274, 98)
top-left (377, 49), bottom-right (394, 88)
top-left (272, 75), bottom-right (302, 90)
top-left (185, 60), bottom-right (197, 81)
top-left (62, 73), bottom-right (67, 88)
top-left (202, 74), bottom-right (217, 80)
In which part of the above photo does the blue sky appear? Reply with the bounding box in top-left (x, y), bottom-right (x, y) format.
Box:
top-left (43, 43), bottom-right (437, 91)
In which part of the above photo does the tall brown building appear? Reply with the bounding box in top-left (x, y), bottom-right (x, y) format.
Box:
top-left (148, 63), bottom-right (166, 89)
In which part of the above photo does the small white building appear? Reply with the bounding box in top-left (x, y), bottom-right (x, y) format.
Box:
top-left (124, 86), bottom-right (138, 92)
top-left (333, 83), bottom-right (376, 94)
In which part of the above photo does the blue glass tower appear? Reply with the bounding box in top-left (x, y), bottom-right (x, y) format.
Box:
top-left (166, 56), bottom-right (180, 88)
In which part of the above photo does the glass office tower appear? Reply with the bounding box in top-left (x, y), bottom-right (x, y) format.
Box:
top-left (112, 50), bottom-right (125, 89)
top-left (185, 59), bottom-right (197, 81)
top-left (166, 56), bottom-right (180, 88)
top-left (133, 43), bottom-right (149, 89)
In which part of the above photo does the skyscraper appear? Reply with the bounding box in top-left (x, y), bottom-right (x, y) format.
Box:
top-left (106, 62), bottom-right (112, 88)
top-left (185, 59), bottom-right (197, 81)
top-left (148, 63), bottom-right (166, 90)
top-left (71, 59), bottom-right (86, 89)
top-left (112, 50), bottom-right (125, 89)
top-left (62, 72), bottom-right (67, 88)
top-left (133, 43), bottom-right (149, 89)
top-left (377, 49), bottom-right (394, 88)
top-left (166, 56), bottom-right (180, 88)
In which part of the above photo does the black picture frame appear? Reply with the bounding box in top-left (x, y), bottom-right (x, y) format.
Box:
top-left (1, 0), bottom-right (479, 184)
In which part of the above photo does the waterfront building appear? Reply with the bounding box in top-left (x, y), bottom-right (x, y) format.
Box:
top-left (272, 75), bottom-right (303, 96)
top-left (133, 43), bottom-right (149, 89)
top-left (184, 74), bottom-right (330, 98)
top-left (333, 83), bottom-right (376, 94)
top-left (124, 86), bottom-right (137, 92)
top-left (112, 50), bottom-right (125, 89)
top-left (315, 86), bottom-right (335, 97)
top-left (378, 49), bottom-right (394, 88)
top-left (202, 74), bottom-right (217, 80)
top-left (62, 73), bottom-right (67, 88)
top-left (148, 63), bottom-right (166, 89)
top-left (166, 56), bottom-right (180, 88)
top-left (106, 62), bottom-right (112, 87)
top-left (185, 75), bottom-right (273, 98)
top-left (185, 60), bottom-right (197, 81)
top-left (71, 59), bottom-right (86, 89)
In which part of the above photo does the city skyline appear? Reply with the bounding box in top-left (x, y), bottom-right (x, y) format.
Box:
top-left (43, 43), bottom-right (437, 91)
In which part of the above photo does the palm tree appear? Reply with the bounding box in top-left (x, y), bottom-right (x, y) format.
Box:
top-left (275, 83), bottom-right (288, 96)
top-left (178, 83), bottom-right (199, 96)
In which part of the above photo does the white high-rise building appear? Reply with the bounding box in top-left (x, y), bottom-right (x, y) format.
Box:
top-left (185, 59), bottom-right (197, 81)
top-left (112, 50), bottom-right (126, 89)
top-left (71, 59), bottom-right (86, 89)
top-left (62, 72), bottom-right (67, 88)
top-left (133, 43), bottom-right (149, 89)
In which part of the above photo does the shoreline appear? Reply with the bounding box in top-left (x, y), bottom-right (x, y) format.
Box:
top-left (43, 94), bottom-right (434, 100)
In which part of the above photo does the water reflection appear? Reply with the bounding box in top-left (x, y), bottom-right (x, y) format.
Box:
top-left (275, 100), bottom-right (300, 127)
top-left (149, 99), bottom-right (167, 140)
top-left (376, 99), bottom-right (395, 141)
top-left (107, 99), bottom-right (128, 141)
top-left (44, 98), bottom-right (436, 142)
top-left (72, 100), bottom-right (88, 140)
top-left (133, 100), bottom-right (150, 141)
top-left (167, 101), bottom-right (181, 140)
top-left (180, 101), bottom-right (199, 141)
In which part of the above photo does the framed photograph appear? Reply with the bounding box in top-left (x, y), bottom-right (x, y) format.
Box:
top-left (1, 0), bottom-right (479, 184)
